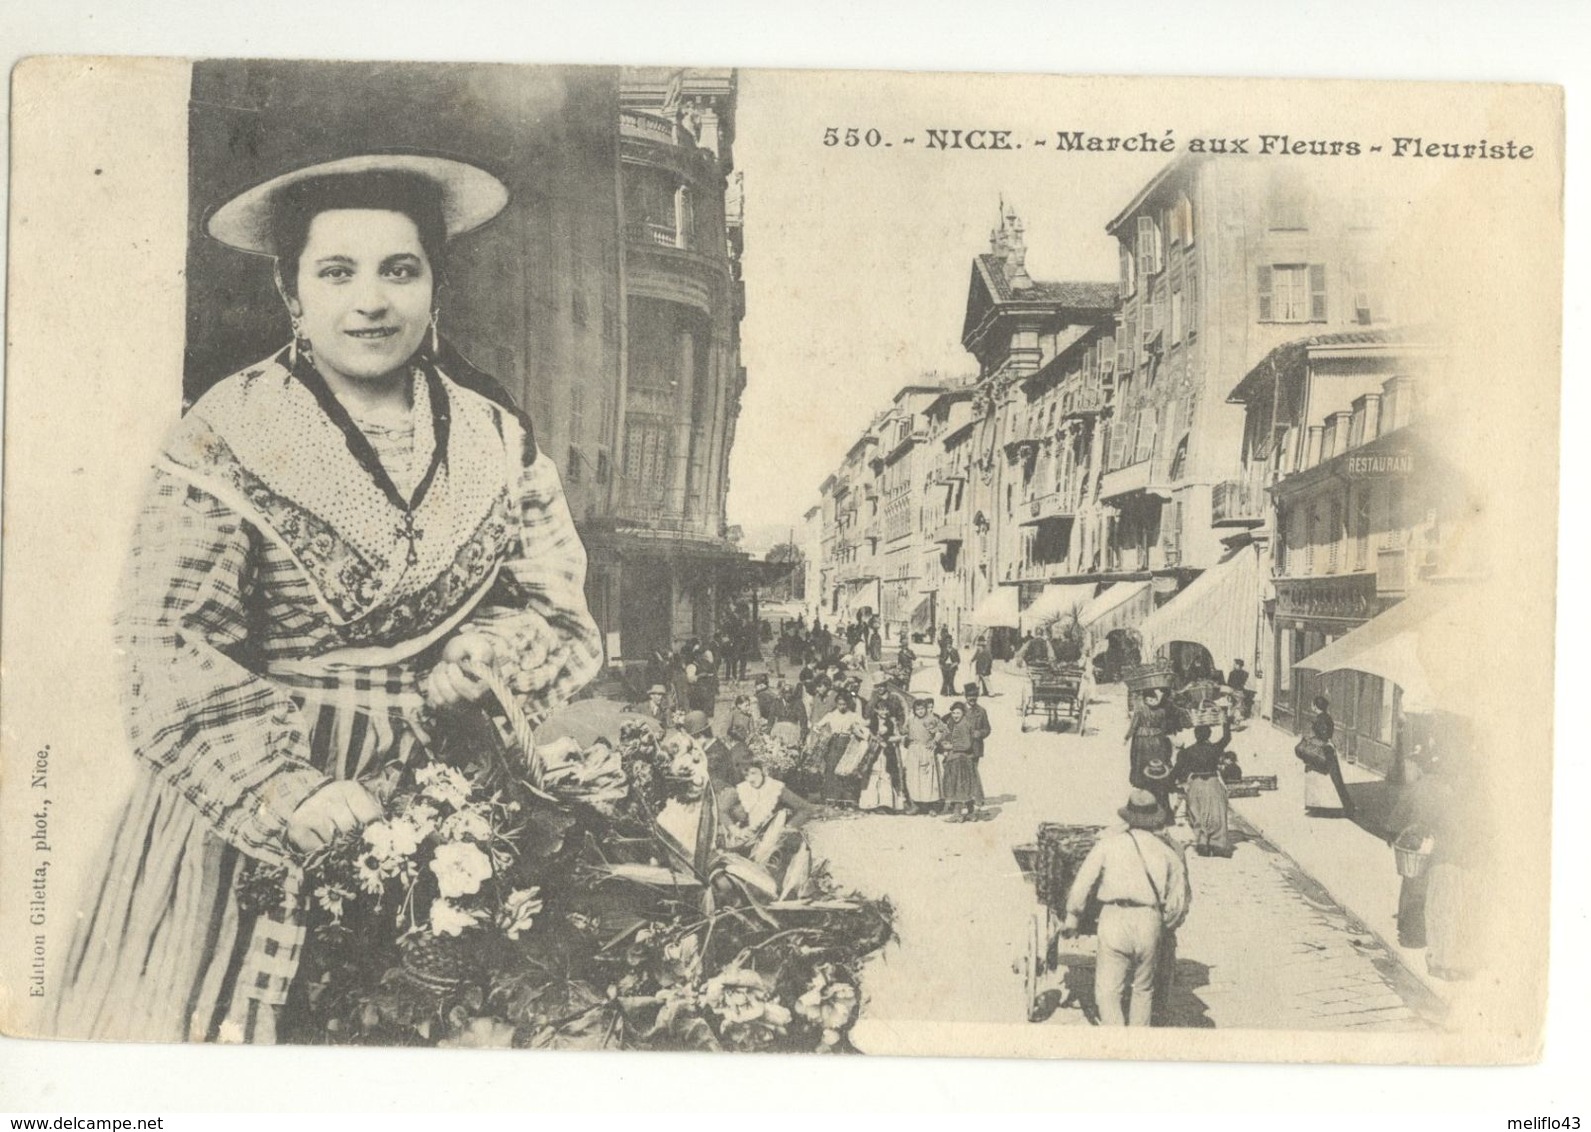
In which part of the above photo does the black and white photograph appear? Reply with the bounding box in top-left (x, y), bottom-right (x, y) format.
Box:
top-left (0, 55), bottom-right (1563, 1075)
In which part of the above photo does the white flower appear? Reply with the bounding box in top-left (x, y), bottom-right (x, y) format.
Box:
top-left (430, 840), bottom-right (493, 898)
top-left (429, 897), bottom-right (480, 937)
top-left (404, 801), bottom-right (440, 842)
top-left (363, 819), bottom-right (422, 863)
top-left (439, 808), bottom-right (493, 843)
top-left (496, 887), bottom-right (544, 940)
top-left (416, 764), bottom-right (473, 809)
top-left (313, 884), bottom-right (348, 921)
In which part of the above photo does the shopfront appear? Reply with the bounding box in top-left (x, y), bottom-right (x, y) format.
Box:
top-left (1272, 574), bottom-right (1402, 777)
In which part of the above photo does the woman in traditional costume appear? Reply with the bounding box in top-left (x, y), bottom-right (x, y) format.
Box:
top-left (939, 702), bottom-right (984, 822)
top-left (53, 156), bottom-right (602, 1044)
top-left (856, 706), bottom-right (907, 813)
top-left (901, 696), bottom-right (945, 811)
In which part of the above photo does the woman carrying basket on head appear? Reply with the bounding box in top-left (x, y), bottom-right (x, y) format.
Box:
top-left (53, 156), bottom-right (603, 1045)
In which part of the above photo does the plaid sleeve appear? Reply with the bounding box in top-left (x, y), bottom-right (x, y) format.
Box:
top-left (469, 450), bottom-right (603, 715)
top-left (118, 472), bottom-right (326, 866)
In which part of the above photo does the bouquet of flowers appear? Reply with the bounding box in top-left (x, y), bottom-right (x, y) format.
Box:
top-left (271, 650), bottom-right (893, 1052)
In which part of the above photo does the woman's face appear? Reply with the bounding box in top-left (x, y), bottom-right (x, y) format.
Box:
top-left (291, 209), bottom-right (434, 386)
top-left (744, 766), bottom-right (766, 789)
top-left (950, 706), bottom-right (965, 722)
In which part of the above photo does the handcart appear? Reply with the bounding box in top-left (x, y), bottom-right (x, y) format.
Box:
top-left (1011, 822), bottom-right (1104, 1022)
top-left (1017, 663), bottom-right (1089, 733)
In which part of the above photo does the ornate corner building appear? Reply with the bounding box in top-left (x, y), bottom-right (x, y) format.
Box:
top-left (579, 68), bottom-right (750, 667)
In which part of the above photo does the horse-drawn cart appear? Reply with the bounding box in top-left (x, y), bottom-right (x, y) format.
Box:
top-left (1017, 663), bottom-right (1089, 733)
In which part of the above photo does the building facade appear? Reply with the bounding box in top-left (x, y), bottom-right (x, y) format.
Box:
top-left (1229, 331), bottom-right (1462, 776)
top-left (580, 67), bottom-right (750, 666)
top-left (811, 158), bottom-right (1419, 698)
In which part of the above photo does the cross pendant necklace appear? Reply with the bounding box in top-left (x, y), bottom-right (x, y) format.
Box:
top-left (397, 511), bottom-right (425, 567)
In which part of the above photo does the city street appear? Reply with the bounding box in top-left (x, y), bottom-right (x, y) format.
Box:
top-left (804, 664), bottom-right (1441, 1041)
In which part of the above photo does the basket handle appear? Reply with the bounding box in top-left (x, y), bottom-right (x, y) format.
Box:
top-left (479, 664), bottom-right (552, 796)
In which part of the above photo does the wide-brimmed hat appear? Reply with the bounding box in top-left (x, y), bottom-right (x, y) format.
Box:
top-left (1119, 788), bottom-right (1170, 830)
top-left (681, 710), bottom-right (712, 737)
top-left (206, 152), bottom-right (509, 257)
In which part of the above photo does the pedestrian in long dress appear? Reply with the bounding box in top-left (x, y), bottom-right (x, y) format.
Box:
top-left (1062, 790), bottom-right (1191, 1027)
top-left (1173, 722), bottom-right (1235, 857)
top-left (902, 697), bottom-right (945, 809)
top-left (857, 710), bottom-right (907, 812)
top-left (939, 702), bottom-right (984, 822)
top-left (1126, 686), bottom-right (1187, 819)
top-left (1391, 750), bottom-right (1483, 977)
top-left (1301, 696), bottom-right (1356, 818)
top-left (816, 691), bottom-right (865, 805)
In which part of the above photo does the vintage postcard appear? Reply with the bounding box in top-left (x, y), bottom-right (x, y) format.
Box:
top-left (0, 58), bottom-right (1562, 1066)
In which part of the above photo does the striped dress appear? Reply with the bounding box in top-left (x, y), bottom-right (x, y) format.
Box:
top-left (51, 352), bottom-right (602, 1044)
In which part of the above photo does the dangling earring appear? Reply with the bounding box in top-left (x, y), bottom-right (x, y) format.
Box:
top-left (289, 315), bottom-right (308, 367)
top-left (429, 309), bottom-right (440, 357)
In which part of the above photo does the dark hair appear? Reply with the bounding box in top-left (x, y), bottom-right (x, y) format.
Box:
top-left (271, 171), bottom-right (448, 299)
top-left (1313, 695), bottom-right (1330, 712)
top-left (1193, 724), bottom-right (1212, 741)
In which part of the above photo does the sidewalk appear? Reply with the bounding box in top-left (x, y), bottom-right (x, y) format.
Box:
top-left (1221, 711), bottom-right (1458, 1012)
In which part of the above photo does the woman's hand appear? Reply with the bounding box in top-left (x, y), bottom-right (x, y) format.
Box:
top-left (286, 781), bottom-right (383, 854)
top-left (423, 632), bottom-right (499, 708)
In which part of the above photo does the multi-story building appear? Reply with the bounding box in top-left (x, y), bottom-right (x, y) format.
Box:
top-left (1227, 330), bottom-right (1465, 776)
top-left (1102, 154), bottom-right (1406, 665)
top-left (1001, 322), bottom-right (1119, 630)
top-left (812, 160), bottom-right (1412, 674)
top-left (911, 385), bottom-right (975, 642)
top-left (577, 67), bottom-right (749, 664)
top-left (960, 206), bottom-right (1118, 648)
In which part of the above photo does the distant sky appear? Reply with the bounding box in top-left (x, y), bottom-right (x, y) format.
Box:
top-left (728, 70), bottom-right (1165, 533)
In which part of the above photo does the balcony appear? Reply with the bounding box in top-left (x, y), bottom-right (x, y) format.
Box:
top-left (611, 497), bottom-right (718, 540)
top-left (1021, 489), bottom-right (1078, 525)
top-left (1212, 478), bottom-right (1266, 527)
top-left (932, 516), bottom-right (965, 545)
top-left (626, 220), bottom-right (686, 250)
top-left (1062, 387), bottom-right (1107, 419)
top-left (621, 108), bottom-right (686, 146)
top-left (1099, 458), bottom-right (1153, 502)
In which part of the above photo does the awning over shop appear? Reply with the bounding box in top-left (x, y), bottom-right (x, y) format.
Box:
top-left (966, 585), bottom-right (1021, 628)
top-left (1020, 583), bottom-right (1098, 632)
top-left (910, 595), bottom-right (935, 633)
top-left (1295, 584), bottom-right (1471, 713)
top-left (1139, 544), bottom-right (1262, 671)
top-left (1080, 580), bottom-right (1151, 631)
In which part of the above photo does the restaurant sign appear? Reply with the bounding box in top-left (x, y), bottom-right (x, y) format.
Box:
top-left (1345, 449), bottom-right (1414, 478)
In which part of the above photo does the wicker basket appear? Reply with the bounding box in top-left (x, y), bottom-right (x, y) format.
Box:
top-left (1394, 834), bottom-right (1433, 880)
top-left (1033, 823), bottom-right (1105, 932)
top-left (1123, 661), bottom-right (1175, 692)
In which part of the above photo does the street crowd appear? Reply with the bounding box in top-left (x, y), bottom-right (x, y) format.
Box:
top-left (627, 607), bottom-right (1483, 1031)
top-left (632, 612), bottom-right (1005, 826)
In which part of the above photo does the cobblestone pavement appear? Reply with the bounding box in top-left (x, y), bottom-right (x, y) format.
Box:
top-left (805, 663), bottom-right (1439, 1035)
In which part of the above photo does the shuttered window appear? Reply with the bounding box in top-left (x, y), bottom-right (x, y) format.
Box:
top-left (1136, 215), bottom-right (1162, 277)
top-left (1259, 264), bottom-right (1327, 322)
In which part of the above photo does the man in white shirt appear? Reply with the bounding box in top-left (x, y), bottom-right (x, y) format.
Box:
top-left (1062, 789), bottom-right (1192, 1026)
